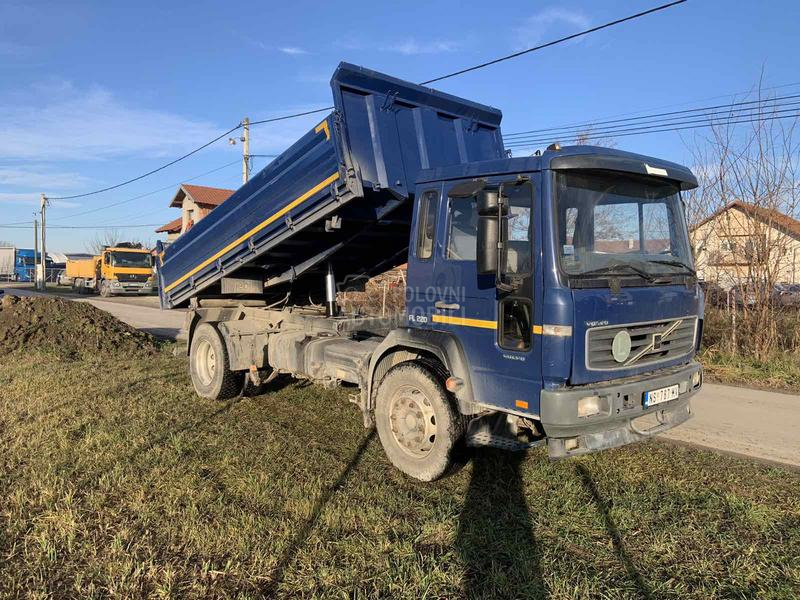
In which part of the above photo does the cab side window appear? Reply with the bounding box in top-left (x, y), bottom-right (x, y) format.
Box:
top-left (447, 197), bottom-right (478, 260)
top-left (415, 190), bottom-right (438, 260)
top-left (502, 182), bottom-right (533, 275)
top-left (499, 297), bottom-right (532, 351)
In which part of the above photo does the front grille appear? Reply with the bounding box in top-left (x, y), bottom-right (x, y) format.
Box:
top-left (117, 273), bottom-right (148, 283)
top-left (586, 316), bottom-right (697, 370)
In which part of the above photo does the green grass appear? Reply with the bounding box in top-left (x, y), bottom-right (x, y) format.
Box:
top-left (1, 349), bottom-right (799, 598)
top-left (701, 348), bottom-right (800, 392)
top-left (700, 306), bottom-right (800, 393)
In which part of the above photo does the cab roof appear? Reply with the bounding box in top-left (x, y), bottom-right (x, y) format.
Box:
top-left (108, 246), bottom-right (150, 253)
top-left (416, 145), bottom-right (698, 190)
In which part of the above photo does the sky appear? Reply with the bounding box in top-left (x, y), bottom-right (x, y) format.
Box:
top-left (0, 0), bottom-right (798, 252)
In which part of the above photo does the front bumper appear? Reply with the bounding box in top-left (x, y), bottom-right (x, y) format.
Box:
top-left (542, 360), bottom-right (702, 458)
top-left (111, 280), bottom-right (155, 295)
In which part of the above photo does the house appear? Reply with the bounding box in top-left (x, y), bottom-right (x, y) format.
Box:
top-left (691, 200), bottom-right (800, 288)
top-left (155, 183), bottom-right (235, 241)
top-left (155, 217), bottom-right (182, 242)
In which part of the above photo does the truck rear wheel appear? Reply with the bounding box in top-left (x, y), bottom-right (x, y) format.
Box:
top-left (189, 323), bottom-right (242, 400)
top-left (374, 362), bottom-right (466, 482)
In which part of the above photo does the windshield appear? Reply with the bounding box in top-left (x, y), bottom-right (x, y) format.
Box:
top-left (19, 256), bottom-right (51, 266)
top-left (555, 171), bottom-right (693, 280)
top-left (111, 251), bottom-right (152, 268)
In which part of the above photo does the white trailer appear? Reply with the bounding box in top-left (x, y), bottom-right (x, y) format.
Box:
top-left (0, 247), bottom-right (15, 281)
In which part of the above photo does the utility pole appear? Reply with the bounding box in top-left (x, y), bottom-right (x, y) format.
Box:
top-left (229, 117), bottom-right (251, 185)
top-left (242, 117), bottom-right (250, 184)
top-left (39, 193), bottom-right (48, 289)
top-left (33, 217), bottom-right (39, 285)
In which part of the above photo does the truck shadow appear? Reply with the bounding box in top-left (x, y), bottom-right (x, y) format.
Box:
top-left (575, 463), bottom-right (653, 600)
top-left (140, 327), bottom-right (181, 339)
top-left (455, 449), bottom-right (547, 599)
top-left (259, 430), bottom-right (375, 596)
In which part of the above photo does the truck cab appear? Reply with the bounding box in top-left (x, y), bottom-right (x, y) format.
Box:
top-left (403, 146), bottom-right (702, 459)
top-left (99, 247), bottom-right (156, 296)
top-left (68, 246), bottom-right (156, 296)
top-left (15, 249), bottom-right (52, 282)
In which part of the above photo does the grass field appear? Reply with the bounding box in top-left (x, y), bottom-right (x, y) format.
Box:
top-left (1, 349), bottom-right (798, 599)
top-left (701, 347), bottom-right (800, 393)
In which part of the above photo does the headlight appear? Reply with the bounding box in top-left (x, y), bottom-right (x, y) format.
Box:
top-left (692, 370), bottom-right (702, 388)
top-left (578, 395), bottom-right (602, 418)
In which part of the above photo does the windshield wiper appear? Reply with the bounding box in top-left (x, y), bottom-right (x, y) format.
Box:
top-left (644, 259), bottom-right (696, 275)
top-left (574, 263), bottom-right (656, 282)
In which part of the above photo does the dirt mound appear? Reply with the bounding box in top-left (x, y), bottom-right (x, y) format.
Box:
top-left (0, 295), bottom-right (159, 359)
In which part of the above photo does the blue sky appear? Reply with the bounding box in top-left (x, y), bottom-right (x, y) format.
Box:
top-left (0, 0), bottom-right (797, 252)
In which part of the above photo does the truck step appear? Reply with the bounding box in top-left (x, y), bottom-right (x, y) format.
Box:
top-left (465, 413), bottom-right (546, 452)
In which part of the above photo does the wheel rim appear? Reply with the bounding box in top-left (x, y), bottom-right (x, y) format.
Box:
top-left (195, 339), bottom-right (216, 387)
top-left (388, 384), bottom-right (437, 458)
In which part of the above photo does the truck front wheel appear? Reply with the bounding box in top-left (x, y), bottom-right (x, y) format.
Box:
top-left (374, 362), bottom-right (466, 482)
top-left (189, 323), bottom-right (242, 400)
top-left (99, 281), bottom-right (112, 297)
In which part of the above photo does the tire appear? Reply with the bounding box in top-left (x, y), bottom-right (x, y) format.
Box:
top-left (374, 361), bottom-right (467, 482)
top-left (189, 323), bottom-right (243, 400)
top-left (99, 281), bottom-right (112, 297)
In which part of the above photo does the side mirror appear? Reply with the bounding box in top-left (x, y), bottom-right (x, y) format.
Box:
top-left (477, 189), bottom-right (500, 275)
top-left (477, 215), bottom-right (498, 274)
top-left (478, 190), bottom-right (499, 215)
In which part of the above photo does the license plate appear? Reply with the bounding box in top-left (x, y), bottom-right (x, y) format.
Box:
top-left (644, 384), bottom-right (679, 407)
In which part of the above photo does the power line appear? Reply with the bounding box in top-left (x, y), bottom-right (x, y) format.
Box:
top-left (42, 1), bottom-right (687, 202)
top-left (84, 167), bottom-right (246, 226)
top-left (0, 223), bottom-right (163, 230)
top-left (0, 219), bottom-right (36, 226)
top-left (48, 123), bottom-right (244, 200)
top-left (419, 0), bottom-right (687, 85)
top-left (503, 99), bottom-right (800, 146)
top-left (49, 159), bottom-right (242, 222)
top-left (249, 107), bottom-right (332, 126)
top-left (504, 80), bottom-right (800, 137)
top-left (503, 112), bottom-right (800, 149)
top-left (503, 93), bottom-right (800, 139)
top-left (504, 105), bottom-right (800, 146)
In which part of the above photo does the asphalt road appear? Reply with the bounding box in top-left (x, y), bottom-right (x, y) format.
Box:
top-left (3, 284), bottom-right (798, 467)
top-left (2, 285), bottom-right (185, 339)
top-left (662, 383), bottom-right (800, 468)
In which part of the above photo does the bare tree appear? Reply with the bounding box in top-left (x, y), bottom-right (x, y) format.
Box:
top-left (574, 128), bottom-right (617, 148)
top-left (85, 230), bottom-right (145, 255)
top-left (686, 77), bottom-right (800, 359)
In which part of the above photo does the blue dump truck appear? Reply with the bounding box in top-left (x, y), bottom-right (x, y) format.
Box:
top-left (158, 63), bottom-right (703, 481)
top-left (13, 249), bottom-right (52, 282)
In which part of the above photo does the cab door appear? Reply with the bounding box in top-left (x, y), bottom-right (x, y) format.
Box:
top-left (405, 185), bottom-right (442, 328)
top-left (429, 176), bottom-right (544, 417)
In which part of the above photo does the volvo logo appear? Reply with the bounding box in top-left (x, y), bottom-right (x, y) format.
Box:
top-left (611, 330), bottom-right (632, 363)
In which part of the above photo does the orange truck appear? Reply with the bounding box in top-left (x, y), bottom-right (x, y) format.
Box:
top-left (65, 245), bottom-right (155, 296)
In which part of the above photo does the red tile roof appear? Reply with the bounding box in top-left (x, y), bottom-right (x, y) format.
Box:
top-left (692, 200), bottom-right (800, 239)
top-left (155, 217), bottom-right (182, 233)
top-left (170, 184), bottom-right (235, 208)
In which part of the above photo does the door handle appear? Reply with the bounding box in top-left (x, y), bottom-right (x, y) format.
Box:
top-left (435, 301), bottom-right (460, 311)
